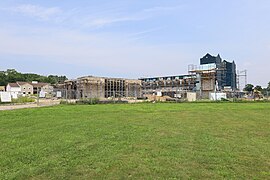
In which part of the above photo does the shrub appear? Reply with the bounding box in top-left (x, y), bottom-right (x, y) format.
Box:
top-left (60, 100), bottom-right (76, 105)
top-left (76, 98), bottom-right (100, 105)
top-left (12, 96), bottom-right (35, 104)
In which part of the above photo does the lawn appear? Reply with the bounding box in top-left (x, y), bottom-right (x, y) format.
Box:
top-left (0, 103), bottom-right (269, 179)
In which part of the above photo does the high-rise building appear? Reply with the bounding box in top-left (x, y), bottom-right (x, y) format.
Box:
top-left (200, 53), bottom-right (222, 65)
top-left (223, 60), bottom-right (237, 90)
top-left (200, 54), bottom-right (237, 90)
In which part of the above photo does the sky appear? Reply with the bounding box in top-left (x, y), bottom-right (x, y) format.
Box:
top-left (0, 0), bottom-right (270, 87)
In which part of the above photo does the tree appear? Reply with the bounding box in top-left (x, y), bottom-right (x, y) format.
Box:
top-left (0, 69), bottom-right (68, 86)
top-left (267, 82), bottom-right (270, 91)
top-left (261, 88), bottom-right (267, 96)
top-left (6, 69), bottom-right (24, 83)
top-left (0, 71), bottom-right (7, 86)
top-left (254, 85), bottom-right (262, 92)
top-left (47, 75), bottom-right (67, 84)
top-left (244, 84), bottom-right (254, 92)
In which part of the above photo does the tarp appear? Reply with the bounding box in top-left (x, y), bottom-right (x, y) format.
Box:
top-left (0, 92), bottom-right (12, 102)
top-left (157, 92), bottom-right (162, 97)
top-left (210, 93), bottom-right (227, 101)
top-left (10, 92), bottom-right (18, 99)
top-left (39, 91), bottom-right (46, 98)
top-left (187, 92), bottom-right (197, 102)
top-left (56, 91), bottom-right (62, 98)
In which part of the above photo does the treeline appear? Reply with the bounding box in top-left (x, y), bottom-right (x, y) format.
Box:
top-left (244, 82), bottom-right (270, 96)
top-left (0, 69), bottom-right (67, 86)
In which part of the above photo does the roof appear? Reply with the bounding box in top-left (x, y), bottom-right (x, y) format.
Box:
top-left (30, 82), bottom-right (50, 88)
top-left (7, 82), bottom-right (50, 88)
top-left (139, 74), bottom-right (194, 81)
top-left (8, 83), bottom-right (20, 87)
top-left (17, 82), bottom-right (31, 86)
top-left (77, 76), bottom-right (139, 81)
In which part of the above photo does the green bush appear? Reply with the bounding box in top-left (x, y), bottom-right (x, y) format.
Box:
top-left (11, 96), bottom-right (35, 104)
top-left (60, 100), bottom-right (76, 105)
top-left (76, 98), bottom-right (100, 105)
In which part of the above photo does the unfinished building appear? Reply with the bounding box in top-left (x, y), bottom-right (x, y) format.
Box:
top-left (200, 53), bottom-right (237, 90)
top-left (188, 64), bottom-right (219, 99)
top-left (63, 54), bottom-right (237, 100)
top-left (64, 76), bottom-right (142, 99)
top-left (140, 53), bottom-right (238, 99)
top-left (140, 75), bottom-right (197, 98)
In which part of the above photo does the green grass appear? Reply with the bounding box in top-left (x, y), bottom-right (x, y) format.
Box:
top-left (0, 103), bottom-right (269, 179)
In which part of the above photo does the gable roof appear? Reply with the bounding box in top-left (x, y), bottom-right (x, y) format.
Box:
top-left (30, 82), bottom-right (50, 88)
top-left (17, 82), bottom-right (32, 86)
top-left (7, 82), bottom-right (50, 88)
top-left (8, 83), bottom-right (20, 87)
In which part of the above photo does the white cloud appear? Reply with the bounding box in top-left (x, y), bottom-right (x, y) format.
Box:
top-left (6, 4), bottom-right (62, 20)
top-left (72, 5), bottom-right (182, 28)
top-left (0, 27), bottom-right (192, 78)
top-left (84, 16), bottom-right (142, 28)
top-left (1, 4), bottom-right (182, 28)
top-left (143, 6), bottom-right (183, 12)
top-left (126, 27), bottom-right (164, 41)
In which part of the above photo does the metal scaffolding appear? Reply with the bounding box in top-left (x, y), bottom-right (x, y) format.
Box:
top-left (64, 76), bottom-right (142, 99)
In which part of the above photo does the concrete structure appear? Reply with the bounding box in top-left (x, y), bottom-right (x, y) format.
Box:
top-left (140, 74), bottom-right (196, 98)
top-left (64, 76), bottom-right (142, 99)
top-left (141, 53), bottom-right (238, 100)
top-left (189, 64), bottom-right (218, 98)
top-left (200, 54), bottom-right (237, 90)
top-left (30, 82), bottom-right (53, 94)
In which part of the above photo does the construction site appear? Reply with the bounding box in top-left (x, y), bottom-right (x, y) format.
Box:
top-left (140, 74), bottom-right (197, 100)
top-left (64, 76), bottom-right (142, 100)
top-left (139, 53), bottom-right (243, 100)
top-left (60, 54), bottom-right (246, 101)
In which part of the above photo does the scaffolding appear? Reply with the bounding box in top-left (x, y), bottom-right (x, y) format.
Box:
top-left (64, 76), bottom-right (142, 99)
top-left (237, 70), bottom-right (247, 91)
top-left (140, 75), bottom-right (197, 98)
top-left (188, 63), bottom-right (227, 98)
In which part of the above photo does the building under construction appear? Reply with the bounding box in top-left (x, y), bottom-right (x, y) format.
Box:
top-left (62, 54), bottom-right (239, 100)
top-left (199, 53), bottom-right (237, 90)
top-left (140, 53), bottom-right (238, 99)
top-left (139, 74), bottom-right (197, 98)
top-left (188, 63), bottom-right (221, 98)
top-left (64, 76), bottom-right (142, 99)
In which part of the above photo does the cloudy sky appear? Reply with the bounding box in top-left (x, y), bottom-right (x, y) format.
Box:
top-left (0, 0), bottom-right (269, 87)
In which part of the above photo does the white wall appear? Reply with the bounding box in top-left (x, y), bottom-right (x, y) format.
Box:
top-left (6, 84), bottom-right (21, 99)
top-left (6, 84), bottom-right (21, 92)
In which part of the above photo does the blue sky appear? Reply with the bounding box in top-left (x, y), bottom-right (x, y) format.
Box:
top-left (0, 0), bottom-right (270, 87)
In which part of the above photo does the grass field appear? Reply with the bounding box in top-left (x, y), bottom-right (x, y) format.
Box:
top-left (0, 103), bottom-right (269, 179)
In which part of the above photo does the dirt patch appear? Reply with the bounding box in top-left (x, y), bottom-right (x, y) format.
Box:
top-left (0, 100), bottom-right (61, 111)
